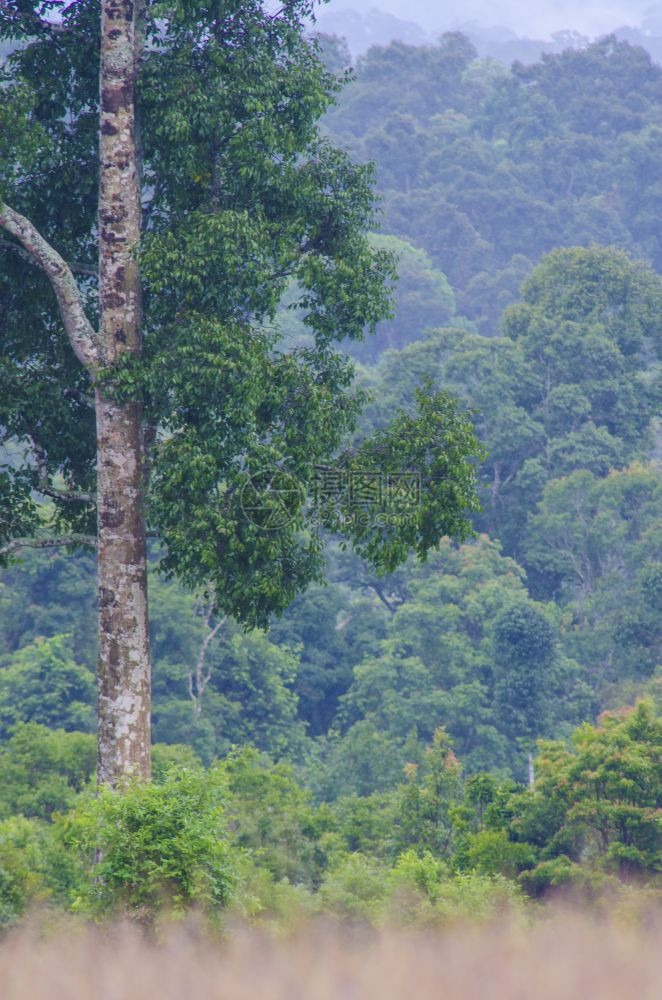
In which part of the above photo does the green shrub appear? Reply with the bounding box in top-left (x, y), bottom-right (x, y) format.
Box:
top-left (381, 850), bottom-right (526, 927)
top-left (388, 849), bottom-right (449, 900)
top-left (62, 767), bottom-right (236, 924)
top-left (219, 747), bottom-right (334, 889)
top-left (151, 743), bottom-right (202, 781)
top-left (318, 853), bottom-right (388, 922)
top-left (461, 829), bottom-right (536, 879)
top-left (518, 855), bottom-right (618, 901)
top-left (381, 849), bottom-right (449, 925)
top-left (0, 817), bottom-right (51, 926)
top-left (432, 872), bottom-right (525, 925)
top-left (232, 854), bottom-right (316, 931)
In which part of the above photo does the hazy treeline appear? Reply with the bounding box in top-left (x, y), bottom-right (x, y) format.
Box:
top-left (315, 3), bottom-right (662, 63)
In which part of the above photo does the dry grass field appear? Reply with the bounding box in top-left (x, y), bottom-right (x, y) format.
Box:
top-left (2, 909), bottom-right (662, 1000)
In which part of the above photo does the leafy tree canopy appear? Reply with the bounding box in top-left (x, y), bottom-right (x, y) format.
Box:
top-left (0, 634), bottom-right (95, 739)
top-left (365, 246), bottom-right (662, 558)
top-left (323, 34), bottom-right (662, 330)
top-left (0, 1), bottom-right (483, 629)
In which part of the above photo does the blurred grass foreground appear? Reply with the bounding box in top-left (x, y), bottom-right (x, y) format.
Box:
top-left (2, 912), bottom-right (662, 1000)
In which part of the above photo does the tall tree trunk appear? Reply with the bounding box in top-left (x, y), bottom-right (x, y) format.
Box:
top-left (96, 0), bottom-right (151, 786)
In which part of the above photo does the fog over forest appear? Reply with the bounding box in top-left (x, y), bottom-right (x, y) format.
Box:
top-left (319, 0), bottom-right (655, 37)
top-left (315, 0), bottom-right (662, 59)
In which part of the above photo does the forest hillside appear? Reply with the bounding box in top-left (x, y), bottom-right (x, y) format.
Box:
top-left (0, 15), bottom-right (660, 938)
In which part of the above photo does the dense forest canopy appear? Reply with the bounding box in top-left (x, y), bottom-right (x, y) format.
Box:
top-left (0, 18), bottom-right (660, 923)
top-left (322, 33), bottom-right (662, 335)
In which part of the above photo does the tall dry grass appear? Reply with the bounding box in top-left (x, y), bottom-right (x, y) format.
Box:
top-left (2, 910), bottom-right (662, 1000)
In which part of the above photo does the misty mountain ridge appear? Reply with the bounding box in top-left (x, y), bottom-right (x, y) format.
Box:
top-left (315, 3), bottom-right (662, 64)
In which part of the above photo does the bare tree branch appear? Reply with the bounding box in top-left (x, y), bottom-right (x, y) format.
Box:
top-left (39, 485), bottom-right (95, 504)
top-left (370, 581), bottom-right (400, 615)
top-left (0, 237), bottom-right (97, 278)
top-left (0, 534), bottom-right (97, 560)
top-left (63, 387), bottom-right (95, 410)
top-left (188, 596), bottom-right (226, 717)
top-left (0, 204), bottom-right (99, 370)
top-left (1, 9), bottom-right (72, 41)
top-left (29, 438), bottom-right (95, 505)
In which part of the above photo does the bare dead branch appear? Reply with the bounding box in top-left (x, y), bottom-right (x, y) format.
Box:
top-left (188, 595), bottom-right (227, 717)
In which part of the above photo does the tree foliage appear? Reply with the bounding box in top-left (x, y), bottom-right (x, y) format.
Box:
top-left (324, 34), bottom-right (662, 331)
top-left (0, 2), bottom-right (483, 633)
top-left (366, 246), bottom-right (662, 558)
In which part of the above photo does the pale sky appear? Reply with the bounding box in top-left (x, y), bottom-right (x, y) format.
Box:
top-left (319, 0), bottom-right (655, 39)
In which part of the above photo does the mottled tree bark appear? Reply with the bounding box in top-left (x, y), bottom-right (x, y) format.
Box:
top-left (96, 0), bottom-right (151, 785)
top-left (1, 2), bottom-right (152, 787)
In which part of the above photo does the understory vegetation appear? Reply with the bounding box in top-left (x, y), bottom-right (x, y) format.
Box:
top-left (0, 700), bottom-right (659, 927)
